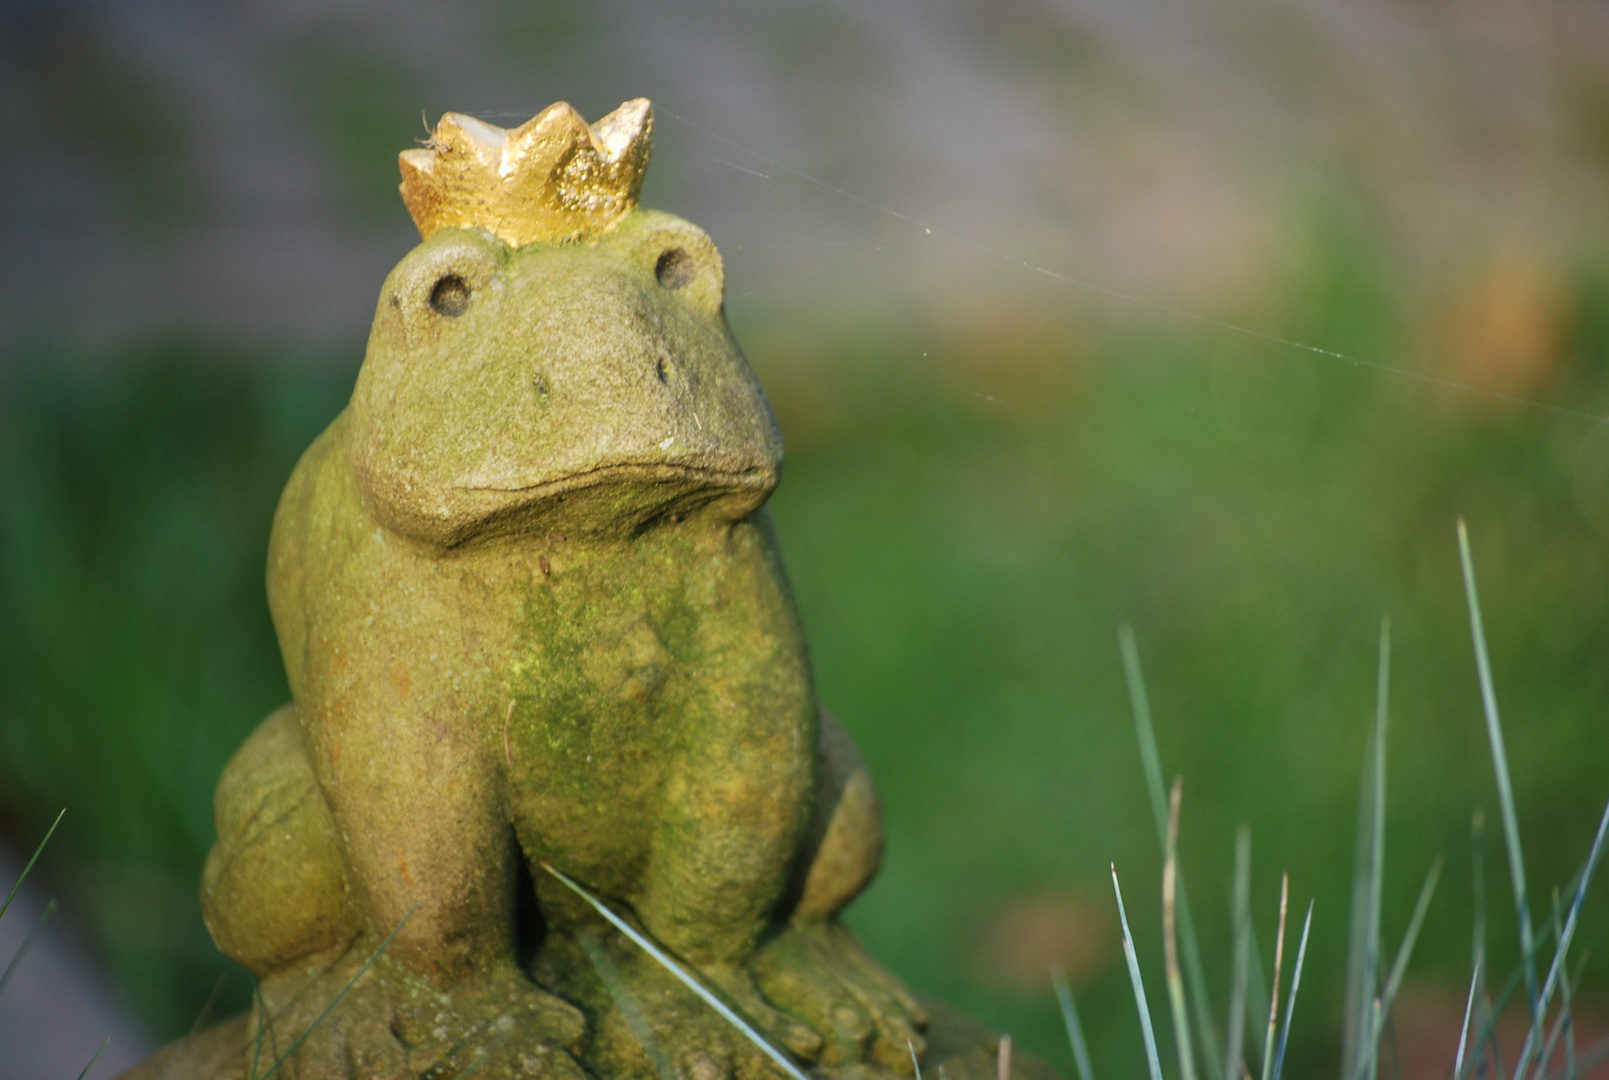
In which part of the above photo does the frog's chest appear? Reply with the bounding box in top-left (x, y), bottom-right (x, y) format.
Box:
top-left (498, 549), bottom-right (705, 873)
top-left (510, 602), bottom-right (684, 761)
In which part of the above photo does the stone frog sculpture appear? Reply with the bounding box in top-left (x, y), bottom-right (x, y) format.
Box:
top-left (127, 100), bottom-right (1051, 1080)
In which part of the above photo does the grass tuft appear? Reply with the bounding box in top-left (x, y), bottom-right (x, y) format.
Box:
top-left (1104, 532), bottom-right (1608, 1080)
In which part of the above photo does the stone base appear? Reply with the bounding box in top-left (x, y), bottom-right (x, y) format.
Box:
top-left (120, 997), bottom-right (1058, 1080)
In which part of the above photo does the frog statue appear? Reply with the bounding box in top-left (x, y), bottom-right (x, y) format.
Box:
top-left (127, 99), bottom-right (1053, 1080)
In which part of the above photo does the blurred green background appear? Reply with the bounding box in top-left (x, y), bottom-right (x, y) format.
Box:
top-left (4, 2), bottom-right (1609, 1078)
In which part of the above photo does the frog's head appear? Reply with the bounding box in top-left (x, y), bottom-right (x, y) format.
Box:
top-left (348, 100), bottom-right (783, 547)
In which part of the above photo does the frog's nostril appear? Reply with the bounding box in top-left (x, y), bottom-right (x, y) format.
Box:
top-left (655, 357), bottom-right (668, 384)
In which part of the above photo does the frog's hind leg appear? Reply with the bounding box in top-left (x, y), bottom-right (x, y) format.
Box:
top-left (201, 703), bottom-right (362, 976)
top-left (789, 707), bottom-right (885, 922)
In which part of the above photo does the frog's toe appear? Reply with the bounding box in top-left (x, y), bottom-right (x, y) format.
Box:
top-left (339, 1013), bottom-right (411, 1079)
top-left (679, 1047), bottom-right (734, 1080)
top-left (835, 930), bottom-right (929, 1029)
top-left (381, 960), bottom-right (589, 1077)
top-left (748, 923), bottom-right (926, 1073)
top-left (751, 950), bottom-right (870, 1062)
top-left (702, 963), bottom-right (825, 1063)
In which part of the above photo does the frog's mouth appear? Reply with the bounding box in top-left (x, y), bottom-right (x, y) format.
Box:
top-left (459, 452), bottom-right (778, 498)
top-left (371, 452), bottom-right (782, 546)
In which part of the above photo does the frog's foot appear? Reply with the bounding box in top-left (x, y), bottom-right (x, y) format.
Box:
top-left (537, 927), bottom-right (823, 1080)
top-left (747, 922), bottom-right (929, 1074)
top-left (252, 944), bottom-right (588, 1079)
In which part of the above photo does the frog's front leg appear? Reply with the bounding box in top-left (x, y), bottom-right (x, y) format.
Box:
top-left (286, 686), bottom-right (587, 1079)
top-left (626, 674), bottom-right (827, 1066)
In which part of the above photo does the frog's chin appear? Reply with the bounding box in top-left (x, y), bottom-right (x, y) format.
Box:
top-left (362, 457), bottom-right (780, 548)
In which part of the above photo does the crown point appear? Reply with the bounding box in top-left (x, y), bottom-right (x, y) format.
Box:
top-left (594, 98), bottom-right (653, 158)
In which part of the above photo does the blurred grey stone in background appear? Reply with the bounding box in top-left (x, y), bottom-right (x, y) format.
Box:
top-left (0, 844), bottom-right (153, 1080)
top-left (2, 0), bottom-right (1606, 353)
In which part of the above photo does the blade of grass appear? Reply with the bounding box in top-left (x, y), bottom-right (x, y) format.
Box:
top-left (1561, 952), bottom-right (1584, 1080)
top-left (1122, 626), bottom-right (1170, 854)
top-left (911, 1039), bottom-right (925, 1080)
top-left (1364, 999), bottom-right (1382, 1080)
top-left (1511, 797), bottom-right (1609, 1080)
top-left (1462, 961), bottom-right (1527, 1080)
top-left (1261, 873), bottom-right (1289, 1080)
top-left (1342, 744), bottom-right (1375, 1080)
top-left (1531, 943), bottom-right (1585, 1080)
top-left (1052, 967), bottom-right (1095, 1080)
top-left (1459, 519), bottom-right (1540, 1032)
top-left (415, 1016), bottom-right (515, 1080)
top-left (73, 1036), bottom-right (111, 1080)
top-left (257, 908), bottom-right (416, 1080)
top-left (1365, 620), bottom-right (1390, 1017)
top-left (1111, 864), bottom-right (1165, 1080)
top-left (158, 973), bottom-right (226, 1080)
top-left (1456, 957), bottom-right (1483, 1080)
top-left (1539, 1035), bottom-right (1609, 1080)
top-left (1165, 778), bottom-right (1198, 1080)
top-left (1120, 625), bottom-right (1223, 1080)
top-left (1343, 621), bottom-right (1390, 1080)
top-left (577, 927), bottom-right (678, 1080)
top-left (1473, 810), bottom-right (1489, 1080)
top-left (1541, 891), bottom-right (1568, 1080)
top-left (1380, 856), bottom-right (1444, 1017)
top-left (543, 862), bottom-right (812, 1080)
top-left (1271, 901), bottom-right (1313, 1080)
top-left (0, 898), bottom-right (56, 1001)
top-left (1353, 856), bottom-right (1444, 1080)
top-left (417, 1015), bottom-right (521, 1080)
top-left (1224, 827), bottom-right (1252, 1080)
top-left (1542, 799), bottom-right (1609, 986)
top-left (247, 988), bottom-right (266, 1080)
top-left (1532, 963), bottom-right (1576, 1080)
top-left (1246, 911), bottom-right (1270, 1075)
top-left (1, 808), bottom-right (64, 924)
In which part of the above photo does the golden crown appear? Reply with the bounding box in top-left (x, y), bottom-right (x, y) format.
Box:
top-left (399, 98), bottom-right (653, 248)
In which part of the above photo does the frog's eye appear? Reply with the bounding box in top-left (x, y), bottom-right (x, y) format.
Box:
top-left (654, 248), bottom-right (695, 291)
top-left (429, 274), bottom-right (472, 316)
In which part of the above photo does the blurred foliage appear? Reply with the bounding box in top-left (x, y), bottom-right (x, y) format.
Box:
top-left (3, 208), bottom-right (1609, 1078)
top-left (0, 347), bottom-right (355, 1032)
